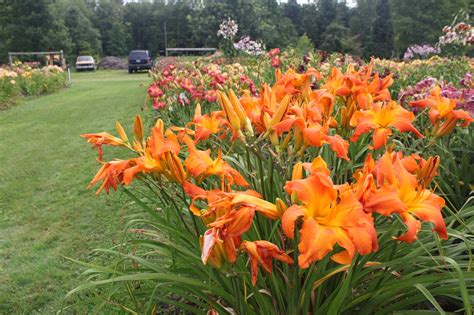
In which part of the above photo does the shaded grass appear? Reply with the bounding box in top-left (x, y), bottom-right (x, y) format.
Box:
top-left (0, 70), bottom-right (150, 313)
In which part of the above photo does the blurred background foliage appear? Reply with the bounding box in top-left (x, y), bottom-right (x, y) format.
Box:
top-left (0, 0), bottom-right (472, 64)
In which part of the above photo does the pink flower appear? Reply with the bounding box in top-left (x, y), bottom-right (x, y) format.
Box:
top-left (271, 57), bottom-right (281, 68)
top-left (204, 90), bottom-right (218, 102)
top-left (148, 83), bottom-right (163, 98)
top-left (153, 99), bottom-right (166, 110)
top-left (268, 48), bottom-right (280, 57)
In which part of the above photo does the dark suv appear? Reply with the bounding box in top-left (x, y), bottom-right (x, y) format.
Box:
top-left (128, 50), bottom-right (153, 73)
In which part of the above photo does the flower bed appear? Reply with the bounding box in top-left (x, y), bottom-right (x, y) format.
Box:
top-left (78, 54), bottom-right (473, 313)
top-left (0, 62), bottom-right (66, 109)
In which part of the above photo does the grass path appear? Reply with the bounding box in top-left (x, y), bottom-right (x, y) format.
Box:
top-left (0, 71), bottom-right (149, 313)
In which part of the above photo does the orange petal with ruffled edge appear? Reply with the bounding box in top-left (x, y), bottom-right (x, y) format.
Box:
top-left (298, 218), bottom-right (337, 268)
top-left (372, 127), bottom-right (392, 149)
top-left (241, 240), bottom-right (293, 285)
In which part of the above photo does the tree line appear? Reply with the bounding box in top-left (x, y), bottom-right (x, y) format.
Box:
top-left (0, 0), bottom-right (471, 64)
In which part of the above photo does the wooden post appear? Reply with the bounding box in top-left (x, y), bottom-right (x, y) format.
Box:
top-left (67, 67), bottom-right (72, 85)
top-left (164, 21), bottom-right (168, 57)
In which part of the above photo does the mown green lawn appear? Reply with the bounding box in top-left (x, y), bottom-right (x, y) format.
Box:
top-left (0, 70), bottom-right (150, 313)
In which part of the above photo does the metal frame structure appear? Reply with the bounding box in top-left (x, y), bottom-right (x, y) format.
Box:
top-left (8, 50), bottom-right (65, 68)
top-left (165, 48), bottom-right (217, 56)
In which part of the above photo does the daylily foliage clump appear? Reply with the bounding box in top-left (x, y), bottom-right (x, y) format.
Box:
top-left (81, 59), bottom-right (473, 313)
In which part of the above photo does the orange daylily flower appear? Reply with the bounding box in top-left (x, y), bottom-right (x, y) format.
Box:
top-left (349, 72), bottom-right (393, 110)
top-left (322, 61), bottom-right (393, 110)
top-left (88, 159), bottom-right (137, 194)
top-left (273, 104), bottom-right (349, 160)
top-left (308, 89), bottom-right (335, 120)
top-left (121, 120), bottom-right (184, 184)
top-left (361, 152), bottom-right (447, 243)
top-left (87, 119), bottom-right (185, 192)
top-left (190, 104), bottom-right (228, 143)
top-left (273, 67), bottom-right (320, 101)
top-left (239, 90), bottom-right (266, 133)
top-left (400, 153), bottom-right (439, 188)
top-left (183, 136), bottom-right (249, 187)
top-left (201, 206), bottom-right (254, 265)
top-left (410, 86), bottom-right (472, 137)
top-left (322, 67), bottom-right (351, 97)
top-left (185, 185), bottom-right (279, 221)
top-left (350, 101), bottom-right (423, 149)
top-left (282, 157), bottom-right (378, 268)
top-left (186, 186), bottom-right (279, 265)
top-left (81, 132), bottom-right (126, 161)
top-left (240, 240), bottom-right (293, 286)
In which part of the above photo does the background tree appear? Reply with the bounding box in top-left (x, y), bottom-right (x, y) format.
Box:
top-left (0, 2), bottom-right (12, 64)
top-left (0, 0), bottom-right (471, 63)
top-left (63, 4), bottom-right (102, 57)
top-left (2, 0), bottom-right (71, 60)
top-left (283, 0), bottom-right (302, 35)
top-left (320, 22), bottom-right (361, 55)
top-left (124, 2), bottom-right (155, 51)
top-left (349, 0), bottom-right (377, 58)
top-left (391, 0), bottom-right (469, 56)
top-left (368, 0), bottom-right (394, 58)
top-left (94, 0), bottom-right (130, 56)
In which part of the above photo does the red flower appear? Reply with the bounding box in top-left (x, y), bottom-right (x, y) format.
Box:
top-left (148, 83), bottom-right (163, 98)
top-left (271, 57), bottom-right (281, 68)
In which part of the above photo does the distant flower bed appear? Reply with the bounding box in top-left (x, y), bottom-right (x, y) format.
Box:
top-left (373, 56), bottom-right (472, 96)
top-left (0, 62), bottom-right (66, 109)
top-left (147, 58), bottom-right (257, 115)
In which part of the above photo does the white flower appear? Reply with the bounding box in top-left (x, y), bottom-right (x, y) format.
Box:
top-left (217, 18), bottom-right (238, 40)
top-left (233, 36), bottom-right (265, 56)
top-left (438, 21), bottom-right (473, 47)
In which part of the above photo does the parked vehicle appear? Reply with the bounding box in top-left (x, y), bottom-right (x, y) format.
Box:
top-left (75, 56), bottom-right (96, 71)
top-left (128, 50), bottom-right (153, 73)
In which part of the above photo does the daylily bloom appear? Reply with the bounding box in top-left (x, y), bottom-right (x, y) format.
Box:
top-left (273, 104), bottom-right (350, 160)
top-left (189, 104), bottom-right (227, 143)
top-left (350, 101), bottom-right (423, 149)
top-left (152, 99), bottom-right (166, 110)
top-left (271, 57), bottom-right (281, 68)
top-left (410, 86), bottom-right (472, 123)
top-left (87, 118), bottom-right (185, 192)
top-left (203, 90), bottom-right (218, 102)
top-left (323, 61), bottom-right (393, 110)
top-left (282, 157), bottom-right (378, 268)
top-left (123, 121), bottom-right (183, 184)
top-left (240, 240), bottom-right (293, 286)
top-left (273, 67), bottom-right (321, 101)
top-left (88, 159), bottom-right (137, 194)
top-left (410, 86), bottom-right (472, 137)
top-left (81, 132), bottom-right (126, 161)
top-left (268, 48), bottom-right (280, 57)
top-left (361, 152), bottom-right (447, 243)
top-left (185, 186), bottom-right (279, 265)
top-left (183, 136), bottom-right (249, 188)
top-left (148, 82), bottom-right (163, 98)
